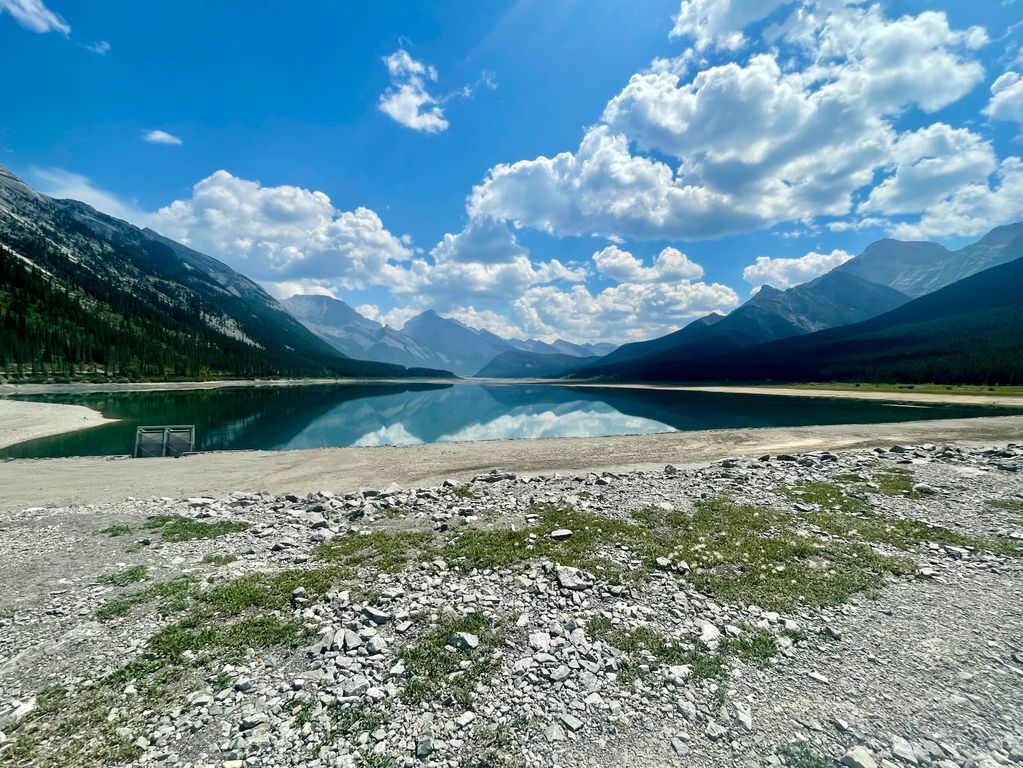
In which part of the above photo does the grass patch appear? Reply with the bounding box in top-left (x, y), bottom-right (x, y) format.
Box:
top-left (99, 523), bottom-right (133, 537)
top-left (452, 485), bottom-right (475, 499)
top-left (314, 530), bottom-right (433, 573)
top-left (143, 515), bottom-right (250, 542)
top-left (97, 565), bottom-right (148, 587)
top-left (777, 742), bottom-right (833, 768)
top-left (400, 612), bottom-right (498, 706)
top-left (1, 684), bottom-right (141, 767)
top-left (201, 553), bottom-right (238, 566)
top-left (326, 702), bottom-right (387, 739)
top-left (440, 504), bottom-right (643, 583)
top-left (782, 482), bottom-right (1022, 556)
top-left (588, 619), bottom-right (778, 685)
top-left (873, 467), bottom-right (922, 499)
top-left (96, 576), bottom-right (197, 621)
top-left (986, 498), bottom-right (1023, 513)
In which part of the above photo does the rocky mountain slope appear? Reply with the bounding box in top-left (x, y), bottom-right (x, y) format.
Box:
top-left (1, 442), bottom-right (1021, 767)
top-left (283, 297), bottom-right (614, 377)
top-left (282, 295), bottom-right (454, 372)
top-left (0, 167), bottom-right (440, 380)
top-left (605, 253), bottom-right (1023, 385)
top-left (834, 223), bottom-right (1023, 298)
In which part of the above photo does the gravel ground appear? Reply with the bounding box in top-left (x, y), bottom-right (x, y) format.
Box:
top-left (0, 442), bottom-right (1021, 768)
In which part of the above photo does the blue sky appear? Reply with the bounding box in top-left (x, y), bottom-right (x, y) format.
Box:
top-left (2, 0), bottom-right (1022, 343)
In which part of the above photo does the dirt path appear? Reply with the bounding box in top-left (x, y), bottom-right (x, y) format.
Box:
top-left (2, 414), bottom-right (1021, 512)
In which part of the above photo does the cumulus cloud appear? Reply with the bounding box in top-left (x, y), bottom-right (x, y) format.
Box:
top-left (378, 49), bottom-right (448, 133)
top-left (87, 39), bottom-right (111, 55)
top-left (670, 0), bottom-right (791, 50)
top-left (430, 217), bottom-right (528, 264)
top-left (890, 157), bottom-right (1023, 239)
top-left (742, 248), bottom-right (853, 291)
top-left (143, 129), bottom-right (182, 146)
top-left (507, 279), bottom-right (740, 344)
top-left (0, 0), bottom-right (69, 34)
top-left (985, 71), bottom-right (1023, 125)
top-left (592, 245), bottom-right (703, 282)
top-left (151, 170), bottom-right (422, 291)
top-left (468, 3), bottom-right (991, 242)
top-left (859, 124), bottom-right (996, 216)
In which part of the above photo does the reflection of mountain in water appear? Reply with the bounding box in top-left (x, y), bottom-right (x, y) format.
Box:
top-left (4, 383), bottom-right (1022, 459)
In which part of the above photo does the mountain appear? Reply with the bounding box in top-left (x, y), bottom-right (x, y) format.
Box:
top-left (400, 310), bottom-right (515, 376)
top-left (475, 350), bottom-right (600, 378)
top-left (507, 337), bottom-right (616, 358)
top-left (834, 223), bottom-right (1023, 297)
top-left (601, 254), bottom-right (1023, 385)
top-left (0, 166), bottom-right (444, 380)
top-left (282, 294), bottom-right (454, 371)
top-left (574, 271), bottom-right (909, 380)
top-left (571, 225), bottom-right (1023, 383)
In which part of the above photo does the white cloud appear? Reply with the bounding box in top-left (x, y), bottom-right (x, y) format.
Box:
top-left (670, 0), bottom-right (791, 50)
top-left (469, 3), bottom-right (990, 242)
top-left (151, 170), bottom-right (422, 291)
top-left (0, 0), bottom-right (69, 34)
top-left (984, 71), bottom-right (1023, 125)
top-left (508, 279), bottom-right (740, 344)
top-left (30, 167), bottom-right (147, 224)
top-left (890, 157), bottom-right (1023, 239)
top-left (430, 217), bottom-right (528, 264)
top-left (379, 49), bottom-right (448, 133)
top-left (143, 129), bottom-right (182, 146)
top-left (87, 39), bottom-right (110, 55)
top-left (592, 245), bottom-right (703, 282)
top-left (742, 248), bottom-right (852, 291)
top-left (860, 124), bottom-right (997, 216)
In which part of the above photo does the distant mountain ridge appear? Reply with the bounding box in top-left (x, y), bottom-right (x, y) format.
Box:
top-left (282, 295), bottom-right (455, 372)
top-left (283, 299), bottom-right (616, 376)
top-left (477, 224), bottom-right (1023, 381)
top-left (0, 166), bottom-right (445, 380)
top-left (607, 252), bottom-right (1023, 384)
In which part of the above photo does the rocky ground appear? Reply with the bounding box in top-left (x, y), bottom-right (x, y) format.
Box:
top-left (0, 442), bottom-right (1021, 768)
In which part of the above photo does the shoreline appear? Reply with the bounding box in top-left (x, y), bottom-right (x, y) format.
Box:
top-left (0, 398), bottom-right (118, 450)
top-left (1, 412), bottom-right (1021, 512)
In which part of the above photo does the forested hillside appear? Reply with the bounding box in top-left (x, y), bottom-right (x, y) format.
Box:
top-left (0, 167), bottom-right (447, 381)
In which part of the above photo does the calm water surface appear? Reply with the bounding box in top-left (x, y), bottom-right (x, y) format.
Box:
top-left (3, 383), bottom-right (1020, 459)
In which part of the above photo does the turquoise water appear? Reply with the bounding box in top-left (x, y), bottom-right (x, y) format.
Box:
top-left (2, 383), bottom-right (1019, 459)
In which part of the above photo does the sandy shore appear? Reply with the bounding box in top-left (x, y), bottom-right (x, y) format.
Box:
top-left (2, 413), bottom-right (1021, 512)
top-left (0, 398), bottom-right (116, 450)
top-left (586, 383), bottom-right (1023, 408)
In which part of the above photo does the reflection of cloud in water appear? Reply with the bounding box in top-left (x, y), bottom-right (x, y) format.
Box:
top-left (352, 423), bottom-right (424, 447)
top-left (435, 408), bottom-right (674, 443)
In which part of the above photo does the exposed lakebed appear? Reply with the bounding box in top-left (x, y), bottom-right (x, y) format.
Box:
top-left (2, 382), bottom-right (1021, 459)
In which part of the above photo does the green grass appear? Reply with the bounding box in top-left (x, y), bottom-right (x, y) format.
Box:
top-left (776, 742), bottom-right (833, 768)
top-left (872, 467), bottom-right (924, 499)
top-left (986, 498), bottom-right (1023, 513)
top-left (452, 485), bottom-right (475, 499)
top-left (143, 515), bottom-right (250, 542)
top-left (96, 576), bottom-right (197, 621)
top-left (1, 684), bottom-right (141, 767)
top-left (201, 553), bottom-right (238, 566)
top-left (97, 565), bottom-right (148, 587)
top-left (782, 481), bottom-right (1022, 556)
top-left (99, 523), bottom-right (134, 537)
top-left (314, 530), bottom-right (433, 572)
top-left (400, 612), bottom-right (498, 706)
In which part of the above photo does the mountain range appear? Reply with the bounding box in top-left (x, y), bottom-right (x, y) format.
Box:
top-left (0, 166), bottom-right (450, 380)
top-left (2, 162), bottom-right (1019, 386)
top-left (481, 223), bottom-right (1023, 384)
top-left (283, 299), bottom-right (615, 376)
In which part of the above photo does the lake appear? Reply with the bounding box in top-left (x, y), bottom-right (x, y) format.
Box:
top-left (2, 382), bottom-right (1020, 459)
